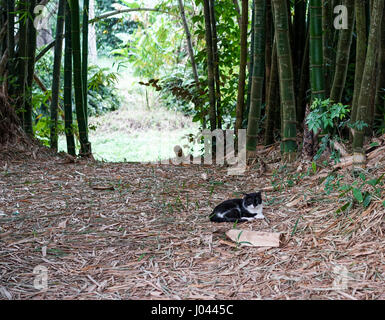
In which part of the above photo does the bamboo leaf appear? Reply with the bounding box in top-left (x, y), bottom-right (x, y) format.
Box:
top-left (352, 188), bottom-right (363, 203)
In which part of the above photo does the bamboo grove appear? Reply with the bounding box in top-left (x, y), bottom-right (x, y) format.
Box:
top-left (200, 0), bottom-right (385, 167)
top-left (0, 0), bottom-right (385, 168)
top-left (0, 0), bottom-right (91, 156)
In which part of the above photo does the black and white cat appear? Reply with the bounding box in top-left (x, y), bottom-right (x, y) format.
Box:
top-left (209, 192), bottom-right (264, 223)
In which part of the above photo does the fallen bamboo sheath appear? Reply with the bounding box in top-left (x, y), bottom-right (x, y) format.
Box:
top-left (226, 229), bottom-right (282, 247)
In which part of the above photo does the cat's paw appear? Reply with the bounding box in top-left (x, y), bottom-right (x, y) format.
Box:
top-left (255, 214), bottom-right (265, 219)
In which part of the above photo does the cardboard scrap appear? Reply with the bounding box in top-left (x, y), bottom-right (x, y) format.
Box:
top-left (226, 229), bottom-right (282, 247)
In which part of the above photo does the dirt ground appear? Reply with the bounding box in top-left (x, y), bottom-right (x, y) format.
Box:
top-left (0, 144), bottom-right (384, 300)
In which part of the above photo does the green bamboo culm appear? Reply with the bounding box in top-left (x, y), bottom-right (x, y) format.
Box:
top-left (0, 0), bottom-right (6, 56)
top-left (6, 0), bottom-right (16, 97)
top-left (246, 0), bottom-right (266, 152)
top-left (69, 0), bottom-right (91, 155)
top-left (374, 2), bottom-right (385, 126)
top-left (24, 0), bottom-right (37, 136)
top-left (235, 0), bottom-right (249, 132)
top-left (353, 0), bottom-right (384, 167)
top-left (322, 0), bottom-right (333, 97)
top-left (16, 0), bottom-right (29, 129)
top-left (309, 0), bottom-right (325, 102)
top-left (245, 0), bottom-right (256, 119)
top-left (351, 0), bottom-right (367, 124)
top-left (202, 0), bottom-right (216, 130)
top-left (50, 0), bottom-right (66, 150)
top-left (82, 0), bottom-right (89, 128)
top-left (209, 0), bottom-right (221, 129)
top-left (272, 0), bottom-right (297, 162)
top-left (330, 0), bottom-right (355, 103)
top-left (264, 37), bottom-right (278, 146)
top-left (64, 0), bottom-right (76, 156)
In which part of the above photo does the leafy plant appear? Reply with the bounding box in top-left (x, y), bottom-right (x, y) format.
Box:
top-left (306, 98), bottom-right (367, 163)
top-left (87, 65), bottom-right (121, 116)
top-left (306, 98), bottom-right (350, 135)
top-left (335, 172), bottom-right (385, 214)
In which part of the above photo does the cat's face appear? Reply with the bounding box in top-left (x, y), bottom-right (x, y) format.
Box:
top-left (243, 192), bottom-right (262, 210)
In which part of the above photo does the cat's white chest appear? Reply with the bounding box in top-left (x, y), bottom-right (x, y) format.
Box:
top-left (245, 204), bottom-right (264, 219)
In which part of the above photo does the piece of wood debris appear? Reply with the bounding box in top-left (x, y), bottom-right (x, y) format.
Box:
top-left (92, 185), bottom-right (115, 190)
top-left (225, 229), bottom-right (282, 247)
top-left (286, 196), bottom-right (303, 207)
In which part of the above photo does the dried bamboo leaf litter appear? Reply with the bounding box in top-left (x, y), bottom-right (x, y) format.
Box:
top-left (0, 143), bottom-right (384, 300)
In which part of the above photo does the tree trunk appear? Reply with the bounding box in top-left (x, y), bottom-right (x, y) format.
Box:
top-left (202, 0), bottom-right (216, 130)
top-left (233, 0), bottom-right (242, 27)
top-left (330, 0), bottom-right (355, 103)
top-left (177, 0), bottom-right (203, 128)
top-left (36, 2), bottom-right (55, 48)
top-left (351, 0), bottom-right (368, 124)
top-left (64, 0), bottom-right (76, 156)
top-left (272, 0), bottom-right (297, 161)
top-left (353, 0), bottom-right (384, 167)
top-left (178, 0), bottom-right (199, 84)
top-left (69, 0), bottom-right (91, 156)
top-left (246, 0), bottom-right (265, 152)
top-left (235, 0), bottom-right (249, 132)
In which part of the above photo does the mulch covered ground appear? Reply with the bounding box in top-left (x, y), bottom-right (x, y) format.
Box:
top-left (0, 142), bottom-right (384, 300)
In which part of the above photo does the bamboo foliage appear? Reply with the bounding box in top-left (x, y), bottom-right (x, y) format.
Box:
top-left (177, 0), bottom-right (204, 127)
top-left (177, 0), bottom-right (199, 84)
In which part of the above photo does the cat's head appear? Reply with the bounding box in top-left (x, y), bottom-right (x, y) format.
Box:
top-left (242, 192), bottom-right (262, 209)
